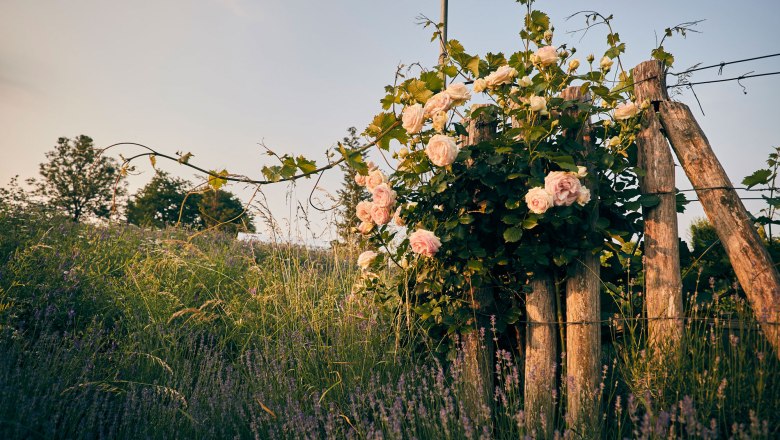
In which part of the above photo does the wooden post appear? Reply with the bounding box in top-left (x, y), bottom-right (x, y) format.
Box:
top-left (632, 60), bottom-right (684, 355)
top-left (524, 275), bottom-right (557, 438)
top-left (657, 97), bottom-right (780, 359)
top-left (460, 104), bottom-right (496, 424)
top-left (560, 87), bottom-right (601, 432)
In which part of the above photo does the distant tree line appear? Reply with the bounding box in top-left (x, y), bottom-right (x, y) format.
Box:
top-left (0, 135), bottom-right (253, 233)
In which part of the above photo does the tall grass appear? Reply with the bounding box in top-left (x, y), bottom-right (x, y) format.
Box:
top-left (0, 209), bottom-right (777, 439)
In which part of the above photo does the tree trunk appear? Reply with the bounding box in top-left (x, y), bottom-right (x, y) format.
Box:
top-left (633, 60), bottom-right (684, 356)
top-left (658, 100), bottom-right (780, 359)
top-left (560, 86), bottom-right (601, 432)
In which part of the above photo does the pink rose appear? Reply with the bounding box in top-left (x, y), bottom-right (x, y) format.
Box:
top-left (545, 171), bottom-right (583, 206)
top-left (577, 187), bottom-right (591, 206)
top-left (409, 229), bottom-right (442, 257)
top-left (402, 104), bottom-right (425, 134)
top-left (614, 102), bottom-right (640, 120)
top-left (371, 183), bottom-right (396, 208)
top-left (525, 187), bottom-right (554, 214)
top-left (357, 221), bottom-right (374, 235)
top-left (535, 45), bottom-right (559, 66)
top-left (444, 83), bottom-right (471, 105)
top-left (426, 134), bottom-right (459, 167)
top-left (357, 250), bottom-right (378, 270)
top-left (365, 169), bottom-right (387, 191)
top-left (356, 200), bottom-right (373, 223)
top-left (485, 65), bottom-right (518, 88)
top-left (370, 204), bottom-right (392, 225)
top-left (354, 173), bottom-right (367, 186)
top-left (423, 92), bottom-right (453, 117)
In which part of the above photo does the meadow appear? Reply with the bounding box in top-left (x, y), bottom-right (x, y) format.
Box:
top-left (0, 208), bottom-right (777, 439)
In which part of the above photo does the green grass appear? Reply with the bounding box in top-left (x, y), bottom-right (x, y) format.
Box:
top-left (0, 209), bottom-right (777, 439)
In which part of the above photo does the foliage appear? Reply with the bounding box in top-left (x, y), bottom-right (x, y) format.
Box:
top-left (126, 171), bottom-right (203, 229)
top-left (197, 188), bottom-right (255, 233)
top-left (354, 1), bottom-right (651, 340)
top-left (0, 211), bottom-right (775, 438)
top-left (335, 127), bottom-right (370, 244)
top-left (33, 135), bottom-right (125, 222)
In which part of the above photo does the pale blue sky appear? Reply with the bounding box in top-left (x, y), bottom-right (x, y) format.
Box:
top-left (1, 0), bottom-right (779, 242)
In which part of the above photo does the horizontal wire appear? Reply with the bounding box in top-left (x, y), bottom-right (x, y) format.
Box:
top-left (668, 52), bottom-right (780, 76)
top-left (517, 315), bottom-right (779, 326)
top-left (669, 70), bottom-right (780, 87)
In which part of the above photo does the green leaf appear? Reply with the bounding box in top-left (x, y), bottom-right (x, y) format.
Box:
top-left (406, 79), bottom-right (433, 104)
top-left (420, 71), bottom-right (444, 93)
top-left (295, 156), bottom-right (317, 175)
top-left (639, 194), bottom-right (661, 208)
top-left (337, 143), bottom-right (368, 175)
top-left (742, 168), bottom-right (772, 189)
top-left (503, 226), bottom-right (523, 243)
top-left (208, 169), bottom-right (228, 189)
top-left (522, 216), bottom-right (539, 229)
top-left (651, 45), bottom-right (675, 67)
top-left (261, 165), bottom-right (282, 182)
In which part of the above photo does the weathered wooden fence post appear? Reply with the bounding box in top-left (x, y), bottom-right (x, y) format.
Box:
top-left (525, 275), bottom-right (556, 438)
top-left (632, 60), bottom-right (684, 356)
top-left (655, 78), bottom-right (780, 359)
top-left (560, 86), bottom-right (601, 432)
top-left (460, 104), bottom-right (496, 425)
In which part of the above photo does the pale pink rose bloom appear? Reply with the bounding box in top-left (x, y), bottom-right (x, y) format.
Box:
top-left (371, 183), bottom-right (396, 208)
top-left (393, 206), bottom-right (405, 226)
top-left (426, 134), bottom-right (459, 167)
top-left (535, 45), bottom-right (559, 66)
top-left (518, 75), bottom-right (532, 87)
top-left (409, 229), bottom-right (442, 257)
top-left (545, 171), bottom-right (583, 206)
top-left (357, 221), bottom-right (374, 235)
top-left (370, 204), bottom-right (392, 225)
top-left (354, 173), bottom-right (367, 186)
top-left (356, 200), bottom-right (373, 223)
top-left (485, 65), bottom-right (518, 88)
top-left (423, 92), bottom-right (453, 117)
top-left (614, 102), bottom-right (640, 120)
top-left (357, 250), bottom-right (378, 270)
top-left (472, 78), bottom-right (487, 93)
top-left (432, 111), bottom-right (448, 132)
top-left (529, 96), bottom-right (548, 115)
top-left (445, 83), bottom-right (471, 105)
top-left (577, 187), bottom-right (591, 206)
top-left (365, 169), bottom-right (387, 190)
top-left (525, 187), bottom-right (554, 214)
top-left (402, 104), bottom-right (425, 134)
top-left (577, 166), bottom-right (588, 178)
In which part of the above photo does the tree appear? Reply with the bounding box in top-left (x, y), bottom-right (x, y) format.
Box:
top-left (198, 189), bottom-right (255, 233)
top-left (335, 127), bottom-right (369, 243)
top-left (127, 171), bottom-right (203, 229)
top-left (35, 135), bottom-right (124, 222)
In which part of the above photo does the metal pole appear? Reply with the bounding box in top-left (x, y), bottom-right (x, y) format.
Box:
top-left (438, 0), bottom-right (448, 67)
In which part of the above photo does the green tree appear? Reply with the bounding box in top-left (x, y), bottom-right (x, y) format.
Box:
top-left (198, 189), bottom-right (255, 233)
top-left (335, 127), bottom-right (369, 243)
top-left (34, 135), bottom-right (124, 222)
top-left (127, 171), bottom-right (203, 228)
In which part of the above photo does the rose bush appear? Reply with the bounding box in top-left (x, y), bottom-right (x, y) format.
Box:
top-left (348, 0), bottom-right (664, 340)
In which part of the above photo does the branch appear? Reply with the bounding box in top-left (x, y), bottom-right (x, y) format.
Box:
top-left (99, 120), bottom-right (402, 186)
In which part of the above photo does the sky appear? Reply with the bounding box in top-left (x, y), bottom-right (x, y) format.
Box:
top-left (1, 0), bottom-right (779, 244)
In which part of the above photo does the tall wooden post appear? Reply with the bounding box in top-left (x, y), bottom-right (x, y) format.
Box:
top-left (460, 104), bottom-right (496, 425)
top-left (560, 87), bottom-right (601, 432)
top-left (632, 61), bottom-right (684, 355)
top-left (657, 99), bottom-right (780, 359)
top-left (525, 275), bottom-right (557, 438)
